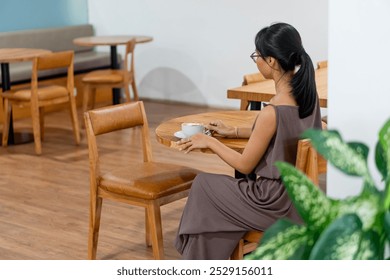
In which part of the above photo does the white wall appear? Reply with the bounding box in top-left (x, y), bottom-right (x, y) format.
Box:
top-left (328, 0), bottom-right (390, 198)
top-left (87, 0), bottom-right (390, 199)
top-left (88, 0), bottom-right (328, 108)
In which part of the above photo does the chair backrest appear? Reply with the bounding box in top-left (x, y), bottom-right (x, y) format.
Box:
top-left (242, 72), bottom-right (266, 85)
top-left (316, 60), bottom-right (328, 69)
top-left (123, 39), bottom-right (136, 74)
top-left (31, 51), bottom-right (75, 94)
top-left (295, 139), bottom-right (327, 187)
top-left (84, 101), bottom-right (153, 179)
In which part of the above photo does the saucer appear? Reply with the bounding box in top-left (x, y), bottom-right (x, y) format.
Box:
top-left (174, 131), bottom-right (187, 139)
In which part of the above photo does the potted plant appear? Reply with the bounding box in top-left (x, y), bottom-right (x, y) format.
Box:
top-left (247, 119), bottom-right (390, 259)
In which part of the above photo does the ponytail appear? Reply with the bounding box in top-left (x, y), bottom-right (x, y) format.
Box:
top-left (255, 23), bottom-right (318, 119)
top-left (290, 51), bottom-right (317, 118)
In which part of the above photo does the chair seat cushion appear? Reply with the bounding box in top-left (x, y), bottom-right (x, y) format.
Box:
top-left (82, 69), bottom-right (124, 84)
top-left (2, 85), bottom-right (68, 101)
top-left (99, 162), bottom-right (199, 199)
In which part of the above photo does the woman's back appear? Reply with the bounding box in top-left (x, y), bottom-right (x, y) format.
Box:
top-left (255, 102), bottom-right (322, 179)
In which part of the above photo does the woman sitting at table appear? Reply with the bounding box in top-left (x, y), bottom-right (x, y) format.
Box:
top-left (175, 22), bottom-right (322, 259)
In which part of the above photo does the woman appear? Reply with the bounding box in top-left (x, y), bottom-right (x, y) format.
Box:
top-left (175, 22), bottom-right (322, 259)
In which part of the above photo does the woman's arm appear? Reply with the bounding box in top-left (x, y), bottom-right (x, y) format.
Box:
top-left (178, 106), bottom-right (277, 174)
top-left (206, 120), bottom-right (252, 138)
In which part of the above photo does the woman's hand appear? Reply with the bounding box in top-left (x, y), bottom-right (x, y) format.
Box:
top-left (206, 120), bottom-right (235, 137)
top-left (177, 133), bottom-right (212, 153)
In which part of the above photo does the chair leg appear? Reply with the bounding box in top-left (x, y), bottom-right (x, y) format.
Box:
top-left (88, 196), bottom-right (103, 260)
top-left (90, 88), bottom-right (96, 110)
top-left (131, 79), bottom-right (139, 101)
top-left (230, 239), bottom-right (244, 260)
top-left (124, 85), bottom-right (132, 103)
top-left (146, 201), bottom-right (164, 260)
top-left (82, 85), bottom-right (90, 114)
top-left (69, 95), bottom-right (81, 145)
top-left (145, 208), bottom-right (152, 247)
top-left (39, 107), bottom-right (45, 141)
top-left (2, 98), bottom-right (11, 147)
top-left (30, 103), bottom-right (42, 155)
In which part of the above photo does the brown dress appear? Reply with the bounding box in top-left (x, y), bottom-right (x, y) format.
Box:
top-left (175, 103), bottom-right (322, 259)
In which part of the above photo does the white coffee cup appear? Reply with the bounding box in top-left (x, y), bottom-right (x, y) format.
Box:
top-left (181, 122), bottom-right (205, 137)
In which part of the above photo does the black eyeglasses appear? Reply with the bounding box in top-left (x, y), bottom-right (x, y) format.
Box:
top-left (250, 51), bottom-right (262, 63)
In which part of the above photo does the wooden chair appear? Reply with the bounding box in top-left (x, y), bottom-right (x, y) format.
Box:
top-left (317, 60), bottom-right (328, 69)
top-left (240, 72), bottom-right (267, 110)
top-left (84, 101), bottom-right (200, 260)
top-left (230, 138), bottom-right (327, 259)
top-left (82, 39), bottom-right (137, 113)
top-left (316, 60), bottom-right (328, 124)
top-left (1, 51), bottom-right (80, 155)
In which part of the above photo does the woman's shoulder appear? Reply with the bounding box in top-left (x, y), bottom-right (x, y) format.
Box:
top-left (257, 104), bottom-right (277, 123)
top-left (264, 103), bottom-right (298, 111)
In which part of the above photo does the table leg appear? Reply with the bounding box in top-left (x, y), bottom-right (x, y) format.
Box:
top-left (1, 63), bottom-right (15, 144)
top-left (110, 46), bottom-right (121, 105)
top-left (1, 63), bottom-right (34, 145)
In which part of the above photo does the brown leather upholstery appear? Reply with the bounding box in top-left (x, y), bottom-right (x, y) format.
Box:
top-left (84, 101), bottom-right (200, 260)
top-left (88, 101), bottom-right (144, 135)
top-left (317, 60), bottom-right (328, 69)
top-left (82, 69), bottom-right (124, 83)
top-left (1, 51), bottom-right (80, 155)
top-left (99, 162), bottom-right (199, 199)
top-left (2, 86), bottom-right (68, 101)
top-left (82, 39), bottom-right (138, 114)
top-left (243, 72), bottom-right (266, 85)
top-left (230, 139), bottom-right (327, 260)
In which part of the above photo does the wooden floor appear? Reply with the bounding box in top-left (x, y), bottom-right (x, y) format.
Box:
top-left (0, 100), bottom-right (233, 260)
top-left (0, 99), bottom-right (326, 260)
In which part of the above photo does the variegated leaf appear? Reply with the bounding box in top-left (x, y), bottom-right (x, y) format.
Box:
top-left (302, 129), bottom-right (370, 180)
top-left (337, 185), bottom-right (381, 231)
top-left (348, 142), bottom-right (369, 161)
top-left (385, 210), bottom-right (390, 242)
top-left (385, 178), bottom-right (390, 211)
top-left (379, 119), bottom-right (390, 208)
top-left (245, 219), bottom-right (314, 260)
top-left (275, 162), bottom-right (334, 231)
top-left (379, 118), bottom-right (390, 176)
top-left (375, 141), bottom-right (387, 181)
top-left (353, 230), bottom-right (382, 260)
top-left (310, 214), bottom-right (381, 259)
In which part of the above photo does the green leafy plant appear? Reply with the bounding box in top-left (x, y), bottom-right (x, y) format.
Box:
top-left (246, 119), bottom-right (390, 260)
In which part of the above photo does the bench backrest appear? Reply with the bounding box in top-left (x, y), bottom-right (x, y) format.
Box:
top-left (0, 24), bottom-right (94, 53)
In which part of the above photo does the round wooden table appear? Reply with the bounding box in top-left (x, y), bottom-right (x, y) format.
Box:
top-left (0, 48), bottom-right (52, 145)
top-left (73, 35), bottom-right (153, 104)
top-left (155, 110), bottom-right (258, 153)
top-left (73, 35), bottom-right (153, 47)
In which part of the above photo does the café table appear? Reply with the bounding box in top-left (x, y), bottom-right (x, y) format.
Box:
top-left (227, 67), bottom-right (328, 109)
top-left (73, 35), bottom-right (153, 104)
top-left (0, 48), bottom-right (52, 145)
top-left (155, 110), bottom-right (258, 153)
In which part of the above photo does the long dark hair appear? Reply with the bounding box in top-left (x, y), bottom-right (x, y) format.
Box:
top-left (255, 23), bottom-right (317, 118)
